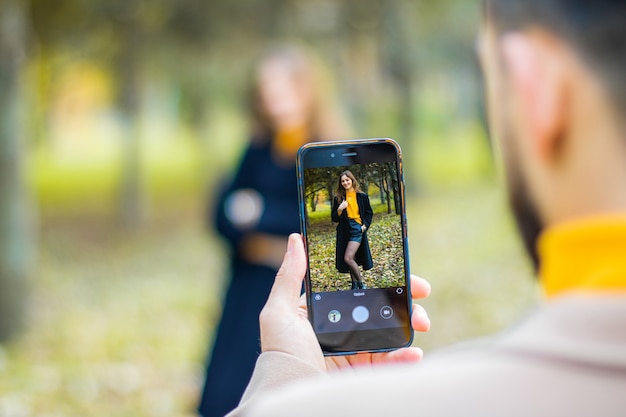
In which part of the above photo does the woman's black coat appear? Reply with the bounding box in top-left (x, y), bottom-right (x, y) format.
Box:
top-left (200, 139), bottom-right (300, 417)
top-left (331, 192), bottom-right (374, 273)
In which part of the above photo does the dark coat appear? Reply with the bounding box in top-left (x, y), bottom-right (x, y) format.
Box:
top-left (200, 140), bottom-right (300, 417)
top-left (332, 192), bottom-right (374, 273)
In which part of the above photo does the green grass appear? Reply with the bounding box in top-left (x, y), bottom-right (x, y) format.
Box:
top-left (30, 137), bottom-right (209, 216)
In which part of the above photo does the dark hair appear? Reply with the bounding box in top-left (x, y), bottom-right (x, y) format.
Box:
top-left (485, 0), bottom-right (626, 111)
top-left (335, 170), bottom-right (361, 203)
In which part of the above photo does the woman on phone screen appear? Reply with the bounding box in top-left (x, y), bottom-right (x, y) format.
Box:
top-left (332, 170), bottom-right (373, 290)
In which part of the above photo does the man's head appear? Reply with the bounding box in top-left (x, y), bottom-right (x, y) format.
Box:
top-left (479, 0), bottom-right (626, 270)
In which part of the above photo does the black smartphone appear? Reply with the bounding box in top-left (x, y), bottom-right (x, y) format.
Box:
top-left (296, 138), bottom-right (412, 355)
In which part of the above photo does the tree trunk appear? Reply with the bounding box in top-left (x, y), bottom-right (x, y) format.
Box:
top-left (0, 0), bottom-right (34, 341)
top-left (391, 170), bottom-right (400, 215)
top-left (327, 175), bottom-right (335, 224)
top-left (385, 176), bottom-right (391, 214)
top-left (383, 0), bottom-right (418, 191)
top-left (379, 171), bottom-right (386, 205)
top-left (117, 22), bottom-right (145, 228)
top-left (379, 166), bottom-right (389, 214)
top-left (309, 191), bottom-right (318, 212)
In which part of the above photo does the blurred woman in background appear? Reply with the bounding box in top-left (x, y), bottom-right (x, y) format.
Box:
top-left (198, 44), bottom-right (348, 417)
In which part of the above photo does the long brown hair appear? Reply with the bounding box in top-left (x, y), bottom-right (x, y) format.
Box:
top-left (248, 44), bottom-right (350, 143)
top-left (335, 170), bottom-right (361, 203)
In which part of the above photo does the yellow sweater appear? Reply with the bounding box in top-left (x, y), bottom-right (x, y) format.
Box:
top-left (345, 190), bottom-right (362, 225)
top-left (539, 214), bottom-right (626, 298)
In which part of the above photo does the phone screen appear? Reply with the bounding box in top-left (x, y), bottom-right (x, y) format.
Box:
top-left (297, 139), bottom-right (412, 354)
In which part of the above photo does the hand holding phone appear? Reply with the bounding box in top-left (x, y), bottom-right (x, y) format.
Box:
top-left (297, 138), bottom-right (415, 355)
top-left (259, 233), bottom-right (431, 370)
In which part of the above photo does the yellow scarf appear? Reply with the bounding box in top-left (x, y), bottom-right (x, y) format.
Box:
top-left (273, 125), bottom-right (309, 162)
top-left (346, 190), bottom-right (362, 224)
top-left (539, 214), bottom-right (626, 298)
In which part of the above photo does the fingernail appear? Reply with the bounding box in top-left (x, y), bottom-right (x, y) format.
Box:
top-left (286, 233), bottom-right (297, 254)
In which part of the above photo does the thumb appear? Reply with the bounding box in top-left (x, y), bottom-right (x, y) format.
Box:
top-left (265, 233), bottom-right (307, 310)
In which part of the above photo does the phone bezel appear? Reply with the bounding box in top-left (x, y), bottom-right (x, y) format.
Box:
top-left (296, 138), bottom-right (413, 355)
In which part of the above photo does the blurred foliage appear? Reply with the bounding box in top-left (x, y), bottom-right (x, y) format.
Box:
top-left (21, 0), bottom-right (485, 182)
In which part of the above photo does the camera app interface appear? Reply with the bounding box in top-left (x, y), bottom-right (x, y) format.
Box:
top-left (303, 161), bottom-right (409, 337)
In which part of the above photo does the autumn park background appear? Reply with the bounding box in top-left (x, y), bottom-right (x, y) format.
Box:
top-left (0, 1), bottom-right (539, 416)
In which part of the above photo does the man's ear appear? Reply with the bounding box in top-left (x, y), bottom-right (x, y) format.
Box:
top-left (500, 32), bottom-right (566, 163)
